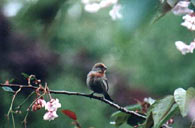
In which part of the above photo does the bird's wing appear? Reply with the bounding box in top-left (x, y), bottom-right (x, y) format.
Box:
top-left (102, 77), bottom-right (109, 92)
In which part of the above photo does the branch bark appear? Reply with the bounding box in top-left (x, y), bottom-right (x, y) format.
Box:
top-left (0, 83), bottom-right (146, 119)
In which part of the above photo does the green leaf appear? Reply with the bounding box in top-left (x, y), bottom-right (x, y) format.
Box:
top-left (111, 104), bottom-right (142, 127)
top-left (2, 87), bottom-right (14, 93)
top-left (143, 112), bottom-right (154, 128)
top-left (186, 87), bottom-right (195, 102)
top-left (143, 100), bottom-right (157, 128)
top-left (143, 97), bottom-right (178, 128)
top-left (21, 73), bottom-right (36, 81)
top-left (174, 88), bottom-right (195, 117)
top-left (9, 79), bottom-right (15, 83)
top-left (152, 96), bottom-right (175, 128)
top-left (114, 114), bottom-right (128, 127)
top-left (127, 114), bottom-right (145, 127)
top-left (111, 104), bottom-right (142, 118)
top-left (111, 109), bottom-right (129, 127)
top-left (21, 73), bottom-right (30, 78)
top-left (156, 103), bottom-right (179, 128)
top-left (174, 88), bottom-right (187, 117)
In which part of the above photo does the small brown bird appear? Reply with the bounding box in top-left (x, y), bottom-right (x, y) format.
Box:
top-left (86, 63), bottom-right (113, 101)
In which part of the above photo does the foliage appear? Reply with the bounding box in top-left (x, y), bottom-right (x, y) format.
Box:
top-left (0, 0), bottom-right (195, 127)
top-left (111, 87), bottom-right (195, 128)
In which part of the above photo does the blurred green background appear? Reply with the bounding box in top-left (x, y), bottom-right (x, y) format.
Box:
top-left (0, 0), bottom-right (194, 127)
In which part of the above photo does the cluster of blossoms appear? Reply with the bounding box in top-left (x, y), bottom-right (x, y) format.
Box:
top-left (32, 98), bottom-right (61, 121)
top-left (172, 1), bottom-right (195, 55)
top-left (172, 1), bottom-right (193, 15)
top-left (81, 0), bottom-right (122, 20)
top-left (181, 13), bottom-right (195, 30)
top-left (32, 98), bottom-right (46, 111)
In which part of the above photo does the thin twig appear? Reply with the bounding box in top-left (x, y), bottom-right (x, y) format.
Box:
top-left (23, 111), bottom-right (29, 128)
top-left (0, 83), bottom-right (146, 119)
top-left (6, 88), bottom-right (21, 128)
top-left (27, 75), bottom-right (36, 86)
top-left (7, 88), bottom-right (22, 117)
top-left (26, 92), bottom-right (46, 111)
top-left (45, 83), bottom-right (52, 100)
top-left (11, 112), bottom-right (15, 128)
top-left (23, 88), bottom-right (47, 127)
top-left (15, 91), bottom-right (35, 110)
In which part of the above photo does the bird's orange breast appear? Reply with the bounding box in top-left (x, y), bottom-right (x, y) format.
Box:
top-left (89, 72), bottom-right (105, 78)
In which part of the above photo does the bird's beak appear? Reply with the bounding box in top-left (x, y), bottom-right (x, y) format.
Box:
top-left (104, 67), bottom-right (107, 70)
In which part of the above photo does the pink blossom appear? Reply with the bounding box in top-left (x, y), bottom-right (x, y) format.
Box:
top-left (32, 98), bottom-right (46, 111)
top-left (175, 40), bottom-right (195, 55)
top-left (181, 13), bottom-right (195, 31)
top-left (45, 98), bottom-right (61, 112)
top-left (109, 4), bottom-right (122, 20)
top-left (172, 1), bottom-right (193, 15)
top-left (100, 0), bottom-right (118, 8)
top-left (175, 41), bottom-right (191, 55)
top-left (38, 98), bottom-right (46, 107)
top-left (43, 111), bottom-right (58, 121)
top-left (188, 99), bottom-right (195, 120)
top-left (43, 98), bottom-right (61, 121)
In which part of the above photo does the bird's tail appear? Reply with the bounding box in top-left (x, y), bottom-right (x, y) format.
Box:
top-left (104, 92), bottom-right (113, 102)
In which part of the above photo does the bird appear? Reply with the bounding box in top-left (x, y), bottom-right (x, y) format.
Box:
top-left (86, 63), bottom-right (113, 102)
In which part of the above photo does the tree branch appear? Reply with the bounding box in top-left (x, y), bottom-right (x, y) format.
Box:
top-left (0, 83), bottom-right (146, 119)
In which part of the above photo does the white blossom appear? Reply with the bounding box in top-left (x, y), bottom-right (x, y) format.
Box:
top-left (43, 98), bottom-right (61, 121)
top-left (84, 3), bottom-right (100, 13)
top-left (144, 97), bottom-right (155, 105)
top-left (43, 111), bottom-right (58, 121)
top-left (181, 14), bottom-right (195, 31)
top-left (45, 98), bottom-right (61, 112)
top-left (100, 0), bottom-right (118, 8)
top-left (172, 1), bottom-right (193, 15)
top-left (175, 41), bottom-right (193, 55)
top-left (109, 4), bottom-right (122, 20)
top-left (81, 0), bottom-right (123, 20)
top-left (110, 121), bottom-right (116, 125)
top-left (175, 41), bottom-right (191, 55)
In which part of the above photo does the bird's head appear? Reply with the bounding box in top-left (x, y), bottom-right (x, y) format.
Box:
top-left (92, 63), bottom-right (107, 73)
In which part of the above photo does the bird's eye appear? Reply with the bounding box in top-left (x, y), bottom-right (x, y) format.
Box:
top-left (99, 65), bottom-right (106, 70)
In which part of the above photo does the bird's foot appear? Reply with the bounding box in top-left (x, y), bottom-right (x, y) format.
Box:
top-left (89, 92), bottom-right (94, 99)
